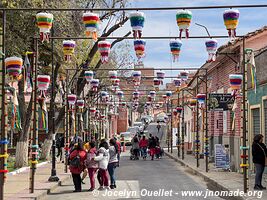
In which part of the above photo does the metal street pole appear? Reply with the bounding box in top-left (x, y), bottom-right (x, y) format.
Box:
top-left (204, 71), bottom-right (209, 172)
top-left (64, 71), bottom-right (69, 173)
top-left (167, 100), bottom-right (170, 152)
top-left (170, 99), bottom-right (173, 154)
top-left (177, 90), bottom-right (180, 157)
top-left (196, 77), bottom-right (200, 167)
top-left (182, 89), bottom-right (185, 160)
top-left (48, 27), bottom-right (59, 182)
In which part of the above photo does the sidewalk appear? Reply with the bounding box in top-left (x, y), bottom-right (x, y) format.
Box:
top-left (4, 161), bottom-right (71, 200)
top-left (165, 148), bottom-right (267, 200)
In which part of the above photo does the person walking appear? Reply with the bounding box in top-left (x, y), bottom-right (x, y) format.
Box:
top-left (69, 142), bottom-right (86, 192)
top-left (252, 134), bottom-right (267, 190)
top-left (131, 135), bottom-right (140, 160)
top-left (114, 137), bottom-right (121, 166)
top-left (85, 141), bottom-right (98, 191)
top-left (108, 139), bottom-right (119, 189)
top-left (56, 134), bottom-right (64, 162)
top-left (148, 136), bottom-right (157, 160)
top-left (139, 135), bottom-right (148, 160)
top-left (93, 140), bottom-right (110, 190)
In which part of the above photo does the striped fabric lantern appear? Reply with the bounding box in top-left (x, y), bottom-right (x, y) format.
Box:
top-left (90, 79), bottom-right (99, 92)
top-left (84, 71), bottom-right (94, 83)
top-left (223, 9), bottom-right (240, 39)
top-left (36, 12), bottom-right (53, 43)
top-left (162, 94), bottom-right (167, 101)
top-left (149, 91), bottom-right (156, 98)
top-left (82, 12), bottom-right (100, 40)
top-left (101, 91), bottom-right (109, 102)
top-left (67, 94), bottom-right (77, 106)
top-left (176, 107), bottom-right (183, 114)
top-left (76, 99), bottom-right (85, 109)
top-left (146, 102), bottom-right (151, 107)
top-left (5, 57), bottom-right (23, 81)
top-left (109, 71), bottom-right (117, 79)
top-left (155, 104), bottom-right (160, 109)
top-left (112, 78), bottom-right (120, 87)
top-left (205, 39), bottom-right (218, 62)
top-left (63, 40), bottom-right (76, 62)
top-left (170, 40), bottom-right (182, 62)
top-left (197, 93), bottom-right (206, 104)
top-left (133, 91), bottom-right (140, 100)
top-left (134, 40), bottom-right (146, 60)
top-left (180, 71), bottom-right (189, 80)
top-left (157, 71), bottom-right (165, 80)
top-left (173, 78), bottom-right (181, 88)
top-left (229, 74), bottom-right (242, 90)
top-left (130, 11), bottom-right (145, 39)
top-left (132, 71), bottom-right (142, 82)
top-left (176, 10), bottom-right (192, 39)
top-left (166, 91), bottom-right (172, 98)
top-left (117, 90), bottom-right (124, 100)
top-left (98, 41), bottom-right (111, 63)
top-left (189, 98), bottom-right (197, 107)
top-left (154, 79), bottom-right (161, 90)
top-left (37, 75), bottom-right (50, 91)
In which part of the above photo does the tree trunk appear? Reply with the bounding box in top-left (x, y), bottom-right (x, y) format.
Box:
top-left (14, 141), bottom-right (28, 168)
top-left (39, 137), bottom-right (52, 160)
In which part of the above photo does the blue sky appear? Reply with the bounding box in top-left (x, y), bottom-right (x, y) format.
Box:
top-left (112, 0), bottom-right (267, 82)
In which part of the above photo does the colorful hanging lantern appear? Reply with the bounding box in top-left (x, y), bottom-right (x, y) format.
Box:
top-left (162, 95), bottom-right (167, 101)
top-left (98, 41), bottom-right (111, 63)
top-left (147, 95), bottom-right (152, 102)
top-left (112, 78), bottom-right (120, 87)
top-left (157, 71), bottom-right (165, 80)
top-left (223, 9), bottom-right (240, 39)
top-left (63, 40), bottom-right (76, 62)
top-left (173, 109), bottom-right (178, 116)
top-left (197, 93), bottom-right (206, 104)
top-left (90, 79), bottom-right (99, 92)
top-left (154, 79), bottom-right (161, 90)
top-left (67, 94), bottom-right (77, 106)
top-left (166, 91), bottom-right (172, 98)
top-left (149, 91), bottom-right (156, 98)
top-left (119, 102), bottom-right (126, 107)
top-left (229, 74), bottom-right (242, 90)
top-left (189, 98), bottom-right (197, 107)
top-left (100, 91), bottom-right (109, 102)
top-left (180, 71), bottom-right (189, 80)
top-left (36, 12), bottom-right (53, 43)
top-left (117, 91), bottom-right (124, 100)
top-left (130, 11), bottom-right (145, 39)
top-left (76, 99), bottom-right (85, 109)
top-left (173, 78), bottom-right (181, 88)
top-left (176, 10), bottom-right (192, 39)
top-left (5, 57), bottom-right (23, 82)
top-left (109, 71), bottom-right (117, 79)
top-left (133, 91), bottom-right (140, 100)
top-left (155, 104), bottom-right (160, 109)
top-left (176, 107), bottom-right (183, 114)
top-left (132, 71), bottom-right (142, 82)
top-left (84, 71), bottom-right (94, 83)
top-left (170, 40), bottom-right (182, 62)
top-left (37, 75), bottom-right (50, 96)
top-left (82, 12), bottom-right (100, 40)
top-left (134, 40), bottom-right (146, 59)
top-left (205, 39), bottom-right (218, 62)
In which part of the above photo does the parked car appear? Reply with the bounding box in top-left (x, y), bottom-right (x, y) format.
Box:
top-left (133, 121), bottom-right (144, 132)
top-left (127, 126), bottom-right (139, 137)
top-left (141, 115), bottom-right (153, 124)
top-left (119, 132), bottom-right (132, 146)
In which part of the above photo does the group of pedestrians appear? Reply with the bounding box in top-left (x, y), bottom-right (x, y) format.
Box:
top-left (68, 135), bottom-right (121, 192)
top-left (131, 134), bottom-right (163, 160)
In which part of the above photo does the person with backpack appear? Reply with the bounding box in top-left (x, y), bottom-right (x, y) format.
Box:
top-left (93, 140), bottom-right (110, 190)
top-left (69, 142), bottom-right (86, 192)
top-left (84, 141), bottom-right (98, 191)
top-left (131, 135), bottom-right (140, 160)
top-left (108, 139), bottom-right (119, 189)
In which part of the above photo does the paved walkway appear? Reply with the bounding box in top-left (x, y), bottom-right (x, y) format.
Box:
top-left (4, 161), bottom-right (70, 200)
top-left (165, 148), bottom-right (267, 199)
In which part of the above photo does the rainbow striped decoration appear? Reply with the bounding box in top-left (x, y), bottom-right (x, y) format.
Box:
top-left (149, 91), bottom-right (156, 98)
top-left (5, 57), bottom-right (23, 81)
top-left (176, 107), bottom-right (183, 114)
top-left (63, 40), bottom-right (75, 62)
top-left (90, 79), bottom-right (99, 92)
top-left (84, 71), bottom-right (94, 82)
top-left (76, 99), bottom-right (85, 109)
top-left (170, 40), bottom-right (182, 62)
top-left (180, 71), bottom-right (189, 80)
top-left (229, 74), bottom-right (242, 90)
top-left (132, 71), bottom-right (142, 82)
top-left (176, 10), bottom-right (192, 39)
top-left (112, 78), bottom-right (120, 87)
top-left (130, 11), bottom-right (145, 39)
top-left (117, 91), bottom-right (124, 99)
top-left (197, 93), bottom-right (206, 104)
top-left (205, 39), bottom-right (218, 62)
top-left (67, 94), bottom-right (77, 106)
top-left (109, 71), bottom-right (117, 79)
top-left (36, 12), bottom-right (53, 42)
top-left (173, 79), bottom-right (181, 87)
top-left (82, 12), bottom-right (100, 40)
top-left (90, 107), bottom-right (96, 114)
top-left (157, 71), bottom-right (165, 80)
top-left (154, 79), bottom-right (161, 87)
top-left (189, 98), bottom-right (197, 107)
top-left (119, 102), bottom-right (126, 107)
top-left (37, 75), bottom-right (50, 91)
top-left (166, 91), bottom-right (172, 97)
top-left (98, 41), bottom-right (111, 63)
top-left (133, 91), bottom-right (140, 98)
top-left (223, 9), bottom-right (240, 39)
top-left (134, 40), bottom-right (146, 60)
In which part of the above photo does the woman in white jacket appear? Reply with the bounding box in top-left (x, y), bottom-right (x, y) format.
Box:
top-left (93, 140), bottom-right (110, 190)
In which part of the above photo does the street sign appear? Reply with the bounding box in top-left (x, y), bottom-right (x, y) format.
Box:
top-left (215, 144), bottom-right (230, 170)
top-left (209, 93), bottom-right (234, 111)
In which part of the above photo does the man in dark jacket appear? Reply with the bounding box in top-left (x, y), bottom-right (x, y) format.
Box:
top-left (252, 134), bottom-right (267, 190)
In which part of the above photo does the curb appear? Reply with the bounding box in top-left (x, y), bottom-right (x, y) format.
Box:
top-left (8, 161), bottom-right (50, 176)
top-left (165, 152), bottom-right (245, 200)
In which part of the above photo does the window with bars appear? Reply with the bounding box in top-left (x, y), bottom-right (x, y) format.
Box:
top-left (252, 108), bottom-right (260, 136)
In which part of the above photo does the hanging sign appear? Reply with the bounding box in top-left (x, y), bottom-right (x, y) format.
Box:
top-left (209, 93), bottom-right (234, 111)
